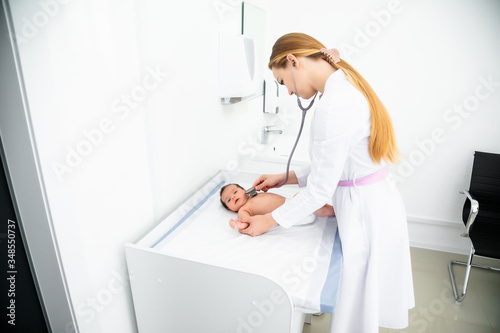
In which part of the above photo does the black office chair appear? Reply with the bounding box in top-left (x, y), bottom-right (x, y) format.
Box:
top-left (449, 151), bottom-right (500, 304)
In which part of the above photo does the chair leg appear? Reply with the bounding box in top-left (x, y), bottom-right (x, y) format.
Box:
top-left (448, 244), bottom-right (475, 304)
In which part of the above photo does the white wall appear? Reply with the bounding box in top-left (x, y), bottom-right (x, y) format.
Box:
top-left (250, 0), bottom-right (500, 228)
top-left (10, 0), bottom-right (264, 332)
top-left (9, 0), bottom-right (500, 331)
top-left (133, 0), bottom-right (266, 222)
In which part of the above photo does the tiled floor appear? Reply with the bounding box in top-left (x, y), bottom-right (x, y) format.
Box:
top-left (302, 247), bottom-right (500, 333)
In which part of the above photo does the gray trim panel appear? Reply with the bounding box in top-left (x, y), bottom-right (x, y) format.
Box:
top-left (1, 1), bottom-right (76, 332)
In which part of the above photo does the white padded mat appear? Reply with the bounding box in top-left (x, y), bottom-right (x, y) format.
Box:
top-left (154, 178), bottom-right (339, 312)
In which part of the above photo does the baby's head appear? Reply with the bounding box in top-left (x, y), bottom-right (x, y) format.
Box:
top-left (220, 183), bottom-right (249, 212)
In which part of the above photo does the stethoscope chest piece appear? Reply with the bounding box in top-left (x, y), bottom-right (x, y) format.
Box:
top-left (245, 187), bottom-right (258, 197)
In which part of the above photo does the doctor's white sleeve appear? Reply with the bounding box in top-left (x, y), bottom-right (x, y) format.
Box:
top-left (272, 98), bottom-right (365, 228)
top-left (294, 165), bottom-right (311, 187)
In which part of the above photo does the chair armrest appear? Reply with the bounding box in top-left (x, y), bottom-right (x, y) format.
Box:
top-left (459, 190), bottom-right (479, 237)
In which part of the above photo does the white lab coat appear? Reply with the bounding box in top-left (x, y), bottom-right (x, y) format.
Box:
top-left (272, 69), bottom-right (415, 332)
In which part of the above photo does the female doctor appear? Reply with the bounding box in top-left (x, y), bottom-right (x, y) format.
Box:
top-left (238, 33), bottom-right (415, 332)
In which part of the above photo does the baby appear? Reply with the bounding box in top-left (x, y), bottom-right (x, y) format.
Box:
top-left (220, 183), bottom-right (335, 230)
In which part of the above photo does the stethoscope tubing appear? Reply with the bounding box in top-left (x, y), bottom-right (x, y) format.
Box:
top-left (248, 65), bottom-right (318, 195)
top-left (275, 65), bottom-right (318, 187)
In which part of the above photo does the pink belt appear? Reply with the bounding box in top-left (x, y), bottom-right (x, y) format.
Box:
top-left (337, 166), bottom-right (389, 187)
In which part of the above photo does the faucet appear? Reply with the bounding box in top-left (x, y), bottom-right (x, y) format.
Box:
top-left (261, 126), bottom-right (283, 144)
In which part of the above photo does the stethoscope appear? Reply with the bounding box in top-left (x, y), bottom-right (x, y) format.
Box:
top-left (246, 62), bottom-right (318, 197)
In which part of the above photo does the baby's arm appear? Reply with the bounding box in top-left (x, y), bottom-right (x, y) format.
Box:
top-left (229, 209), bottom-right (251, 230)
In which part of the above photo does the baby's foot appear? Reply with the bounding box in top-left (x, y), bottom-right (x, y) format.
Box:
top-left (229, 219), bottom-right (249, 230)
top-left (314, 204), bottom-right (335, 217)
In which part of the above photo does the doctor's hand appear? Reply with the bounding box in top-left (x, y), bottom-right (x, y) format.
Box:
top-left (252, 172), bottom-right (297, 192)
top-left (238, 213), bottom-right (278, 237)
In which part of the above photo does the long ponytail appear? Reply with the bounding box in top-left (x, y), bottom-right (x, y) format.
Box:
top-left (269, 33), bottom-right (399, 164)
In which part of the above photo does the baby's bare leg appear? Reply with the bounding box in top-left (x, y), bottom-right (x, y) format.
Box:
top-left (314, 204), bottom-right (335, 217)
top-left (229, 219), bottom-right (250, 230)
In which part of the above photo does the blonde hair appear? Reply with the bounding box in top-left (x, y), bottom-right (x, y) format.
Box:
top-left (269, 33), bottom-right (399, 164)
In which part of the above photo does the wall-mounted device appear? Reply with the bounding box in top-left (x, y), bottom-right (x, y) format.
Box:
top-left (218, 32), bottom-right (258, 104)
top-left (218, 1), bottom-right (265, 105)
